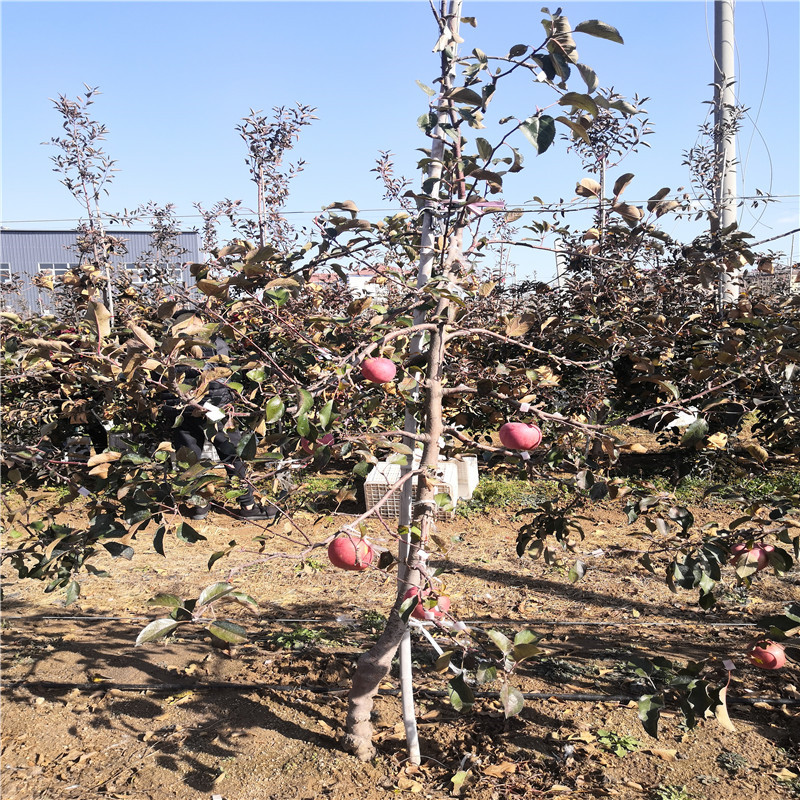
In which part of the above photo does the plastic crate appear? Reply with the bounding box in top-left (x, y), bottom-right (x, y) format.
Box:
top-left (364, 461), bottom-right (459, 519)
top-left (409, 449), bottom-right (479, 501)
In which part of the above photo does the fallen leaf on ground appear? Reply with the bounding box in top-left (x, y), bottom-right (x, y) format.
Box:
top-left (647, 748), bottom-right (678, 761)
top-left (484, 762), bottom-right (516, 777)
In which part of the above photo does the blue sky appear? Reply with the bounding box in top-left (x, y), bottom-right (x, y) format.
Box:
top-left (2, 1), bottom-right (798, 280)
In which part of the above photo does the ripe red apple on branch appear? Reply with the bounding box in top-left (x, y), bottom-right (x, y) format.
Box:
top-left (729, 542), bottom-right (773, 571)
top-left (747, 639), bottom-right (786, 670)
top-left (300, 433), bottom-right (335, 455)
top-left (403, 587), bottom-right (451, 621)
top-left (328, 534), bottom-right (374, 571)
top-left (499, 422), bottom-right (542, 451)
top-left (361, 357), bottom-right (397, 384)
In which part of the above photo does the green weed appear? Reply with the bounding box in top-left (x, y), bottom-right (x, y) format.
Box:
top-left (359, 609), bottom-right (386, 633)
top-left (457, 476), bottom-right (559, 517)
top-left (650, 786), bottom-right (697, 800)
top-left (716, 751), bottom-right (749, 773)
top-left (293, 558), bottom-right (324, 576)
top-left (271, 625), bottom-right (330, 650)
top-left (596, 729), bottom-right (642, 758)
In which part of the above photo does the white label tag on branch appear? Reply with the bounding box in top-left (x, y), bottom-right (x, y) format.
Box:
top-left (518, 402), bottom-right (531, 413)
top-left (521, 451), bottom-right (531, 461)
top-left (203, 402), bottom-right (226, 422)
top-left (79, 487), bottom-right (91, 497)
top-left (722, 659), bottom-right (736, 672)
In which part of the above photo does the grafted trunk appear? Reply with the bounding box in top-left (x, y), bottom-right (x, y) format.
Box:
top-left (341, 610), bottom-right (409, 760)
top-left (343, 326), bottom-right (447, 760)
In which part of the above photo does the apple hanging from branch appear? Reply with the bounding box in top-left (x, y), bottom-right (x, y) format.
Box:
top-left (404, 587), bottom-right (451, 621)
top-left (361, 357), bottom-right (397, 384)
top-left (729, 542), bottom-right (773, 571)
top-left (328, 534), bottom-right (375, 571)
top-left (300, 433), bottom-right (335, 455)
top-left (499, 422), bottom-right (542, 451)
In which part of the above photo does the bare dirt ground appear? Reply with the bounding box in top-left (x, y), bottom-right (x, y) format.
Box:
top-left (2, 493), bottom-right (799, 800)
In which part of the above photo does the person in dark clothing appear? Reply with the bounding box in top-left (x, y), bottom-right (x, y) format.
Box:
top-left (162, 309), bottom-right (276, 521)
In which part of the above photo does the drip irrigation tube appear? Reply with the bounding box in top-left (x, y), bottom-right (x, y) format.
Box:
top-left (1, 614), bottom-right (760, 629)
top-left (3, 680), bottom-right (798, 706)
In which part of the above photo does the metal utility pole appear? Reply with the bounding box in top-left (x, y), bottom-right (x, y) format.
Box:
top-left (713, 0), bottom-right (739, 304)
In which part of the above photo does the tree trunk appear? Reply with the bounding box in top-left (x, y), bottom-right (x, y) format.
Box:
top-left (343, 326), bottom-right (447, 760)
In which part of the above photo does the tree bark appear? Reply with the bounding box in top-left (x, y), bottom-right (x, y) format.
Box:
top-left (343, 325), bottom-right (447, 760)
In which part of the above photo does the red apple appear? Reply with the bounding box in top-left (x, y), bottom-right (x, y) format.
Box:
top-left (327, 535), bottom-right (374, 571)
top-left (747, 640), bottom-right (786, 670)
top-left (499, 422), bottom-right (542, 451)
top-left (300, 433), bottom-right (334, 455)
top-left (404, 587), bottom-right (451, 621)
top-left (361, 357), bottom-right (397, 383)
top-left (729, 543), bottom-right (770, 571)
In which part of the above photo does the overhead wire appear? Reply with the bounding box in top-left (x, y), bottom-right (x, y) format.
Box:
top-left (2, 195), bottom-right (798, 226)
top-left (737, 0), bottom-right (775, 231)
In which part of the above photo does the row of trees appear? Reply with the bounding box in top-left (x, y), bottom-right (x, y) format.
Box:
top-left (1, 1), bottom-right (798, 763)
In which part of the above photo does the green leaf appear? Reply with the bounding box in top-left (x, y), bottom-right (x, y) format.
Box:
top-left (434, 492), bottom-right (454, 510)
top-left (514, 630), bottom-right (539, 646)
top-left (609, 98), bottom-right (639, 116)
top-left (102, 541), bottom-right (134, 560)
top-left (353, 460), bottom-right (372, 478)
top-left (296, 413), bottom-right (311, 439)
top-left (319, 399), bottom-right (334, 430)
top-left (265, 395), bottom-right (285, 423)
top-left (508, 43), bottom-right (528, 58)
top-left (207, 550), bottom-right (229, 570)
top-left (207, 619), bottom-right (249, 645)
top-left (147, 593), bottom-right (182, 608)
top-left (574, 19), bottom-right (624, 44)
top-left (470, 169), bottom-right (503, 189)
top-left (500, 683), bottom-right (525, 718)
top-left (680, 419), bottom-right (709, 446)
top-left (435, 650), bottom-right (455, 672)
top-left (519, 115), bottom-right (556, 154)
top-left (230, 591), bottom-right (259, 612)
top-left (475, 137), bottom-right (493, 161)
top-left (64, 580), bottom-right (80, 606)
top-left (176, 521), bottom-right (206, 544)
top-left (447, 87), bottom-right (483, 106)
top-left (488, 629), bottom-right (513, 656)
top-left (399, 592), bottom-right (420, 623)
top-left (295, 387), bottom-right (314, 415)
top-left (197, 581), bottom-right (234, 607)
top-left (768, 547), bottom-right (794, 572)
top-left (613, 172), bottom-right (635, 198)
top-left (556, 115), bottom-right (591, 144)
top-left (136, 618), bottom-right (180, 646)
top-left (415, 79), bottom-right (436, 96)
top-left (638, 694), bottom-right (664, 738)
top-left (236, 431), bottom-right (258, 460)
top-left (568, 560), bottom-right (587, 583)
top-left (511, 643), bottom-right (541, 663)
top-left (153, 525), bottom-right (166, 556)
top-left (246, 366), bottom-right (266, 383)
top-left (447, 672), bottom-right (475, 712)
top-left (576, 63), bottom-right (598, 92)
top-left (451, 769), bottom-right (472, 796)
top-left (558, 92), bottom-right (599, 117)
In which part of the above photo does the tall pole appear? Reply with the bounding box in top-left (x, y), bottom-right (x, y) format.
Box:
top-left (396, 0), bottom-right (463, 766)
top-left (713, 0), bottom-right (739, 304)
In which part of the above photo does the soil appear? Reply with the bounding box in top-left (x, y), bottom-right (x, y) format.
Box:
top-left (2, 493), bottom-right (800, 800)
